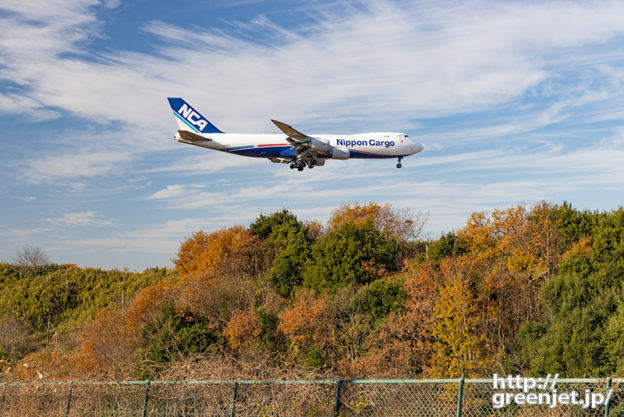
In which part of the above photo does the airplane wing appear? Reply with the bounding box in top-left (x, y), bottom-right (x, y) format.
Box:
top-left (271, 119), bottom-right (330, 170)
top-left (271, 119), bottom-right (309, 145)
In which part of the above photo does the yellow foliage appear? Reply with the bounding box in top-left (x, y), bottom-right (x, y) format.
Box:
top-left (9, 350), bottom-right (73, 381)
top-left (427, 266), bottom-right (498, 378)
top-left (563, 235), bottom-right (592, 259)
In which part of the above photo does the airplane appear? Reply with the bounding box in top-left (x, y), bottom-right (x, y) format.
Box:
top-left (167, 98), bottom-right (423, 171)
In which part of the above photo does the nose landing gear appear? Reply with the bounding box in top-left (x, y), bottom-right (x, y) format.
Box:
top-left (396, 156), bottom-right (403, 169)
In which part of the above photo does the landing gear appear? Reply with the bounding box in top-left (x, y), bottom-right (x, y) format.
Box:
top-left (291, 156), bottom-right (318, 171)
top-left (396, 156), bottom-right (403, 169)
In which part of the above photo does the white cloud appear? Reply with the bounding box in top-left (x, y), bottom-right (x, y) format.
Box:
top-left (2, 0), bottom-right (624, 131)
top-left (18, 149), bottom-right (132, 185)
top-left (44, 211), bottom-right (114, 227)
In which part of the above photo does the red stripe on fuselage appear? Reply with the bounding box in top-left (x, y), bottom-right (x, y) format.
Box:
top-left (257, 143), bottom-right (289, 147)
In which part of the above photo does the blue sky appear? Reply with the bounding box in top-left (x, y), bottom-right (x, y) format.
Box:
top-left (2, 0), bottom-right (624, 269)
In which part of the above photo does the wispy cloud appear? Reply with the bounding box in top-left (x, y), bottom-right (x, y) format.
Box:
top-left (2, 0), bottom-right (624, 130)
top-left (44, 211), bottom-right (115, 227)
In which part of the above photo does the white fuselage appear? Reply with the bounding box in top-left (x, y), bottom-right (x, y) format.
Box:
top-left (175, 132), bottom-right (423, 160)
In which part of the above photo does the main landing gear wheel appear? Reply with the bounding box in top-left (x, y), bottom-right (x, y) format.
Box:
top-left (297, 165), bottom-right (304, 171)
top-left (396, 156), bottom-right (403, 169)
top-left (290, 163), bottom-right (296, 169)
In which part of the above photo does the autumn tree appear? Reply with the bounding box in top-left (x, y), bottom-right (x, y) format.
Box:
top-left (427, 259), bottom-right (498, 377)
top-left (358, 262), bottom-right (439, 377)
top-left (173, 226), bottom-right (255, 278)
top-left (329, 202), bottom-right (426, 240)
top-left (74, 309), bottom-right (134, 379)
top-left (426, 204), bottom-right (567, 375)
top-left (279, 289), bottom-right (333, 368)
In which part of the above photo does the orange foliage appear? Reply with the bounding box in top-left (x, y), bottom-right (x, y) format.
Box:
top-left (173, 226), bottom-right (255, 277)
top-left (279, 289), bottom-right (331, 346)
top-left (124, 281), bottom-right (177, 334)
top-left (563, 235), bottom-right (592, 259)
top-left (73, 309), bottom-right (133, 379)
top-left (355, 263), bottom-right (439, 377)
top-left (223, 309), bottom-right (262, 351)
top-left (328, 202), bottom-right (425, 240)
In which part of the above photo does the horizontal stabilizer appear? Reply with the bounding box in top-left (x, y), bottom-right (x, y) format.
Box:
top-left (178, 130), bottom-right (212, 142)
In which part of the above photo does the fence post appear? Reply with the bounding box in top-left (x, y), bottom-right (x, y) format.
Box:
top-left (141, 381), bottom-right (150, 417)
top-left (334, 380), bottom-right (343, 417)
top-left (456, 378), bottom-right (465, 417)
top-left (64, 382), bottom-right (73, 417)
top-left (605, 378), bottom-right (612, 417)
top-left (229, 381), bottom-right (238, 417)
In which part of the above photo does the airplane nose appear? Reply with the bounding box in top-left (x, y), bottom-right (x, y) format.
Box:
top-left (412, 140), bottom-right (423, 154)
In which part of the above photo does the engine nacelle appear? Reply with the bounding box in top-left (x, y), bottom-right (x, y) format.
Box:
top-left (328, 145), bottom-right (350, 160)
top-left (308, 137), bottom-right (331, 153)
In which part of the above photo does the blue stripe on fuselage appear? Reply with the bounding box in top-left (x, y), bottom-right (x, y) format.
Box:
top-left (227, 146), bottom-right (291, 158)
top-left (224, 146), bottom-right (401, 159)
top-left (348, 150), bottom-right (399, 159)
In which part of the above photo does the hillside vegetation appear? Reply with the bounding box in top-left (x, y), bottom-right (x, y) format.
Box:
top-left (2, 202), bottom-right (624, 381)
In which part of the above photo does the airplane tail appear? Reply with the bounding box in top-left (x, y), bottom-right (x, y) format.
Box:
top-left (167, 98), bottom-right (224, 134)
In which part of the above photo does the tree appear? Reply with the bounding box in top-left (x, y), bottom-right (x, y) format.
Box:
top-left (173, 226), bottom-right (255, 278)
top-left (328, 202), bottom-right (426, 240)
top-left (427, 259), bottom-right (498, 377)
top-left (427, 232), bottom-right (465, 266)
top-left (135, 303), bottom-right (221, 379)
top-left (268, 228), bottom-right (312, 297)
top-left (13, 245), bottom-right (51, 273)
top-left (523, 208), bottom-right (624, 376)
top-left (303, 221), bottom-right (398, 292)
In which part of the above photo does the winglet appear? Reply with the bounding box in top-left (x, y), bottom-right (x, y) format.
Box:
top-left (271, 119), bottom-right (307, 141)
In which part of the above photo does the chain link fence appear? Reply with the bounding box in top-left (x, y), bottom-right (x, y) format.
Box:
top-left (0, 378), bottom-right (620, 416)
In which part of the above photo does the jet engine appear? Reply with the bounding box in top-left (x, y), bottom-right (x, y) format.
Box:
top-left (307, 137), bottom-right (331, 153)
top-left (328, 145), bottom-right (350, 159)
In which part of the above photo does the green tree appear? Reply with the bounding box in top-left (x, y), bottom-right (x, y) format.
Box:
top-left (523, 208), bottom-right (624, 376)
top-left (427, 232), bottom-right (465, 266)
top-left (136, 303), bottom-right (221, 379)
top-left (269, 229), bottom-right (312, 297)
top-left (250, 209), bottom-right (305, 242)
top-left (303, 221), bottom-right (398, 292)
